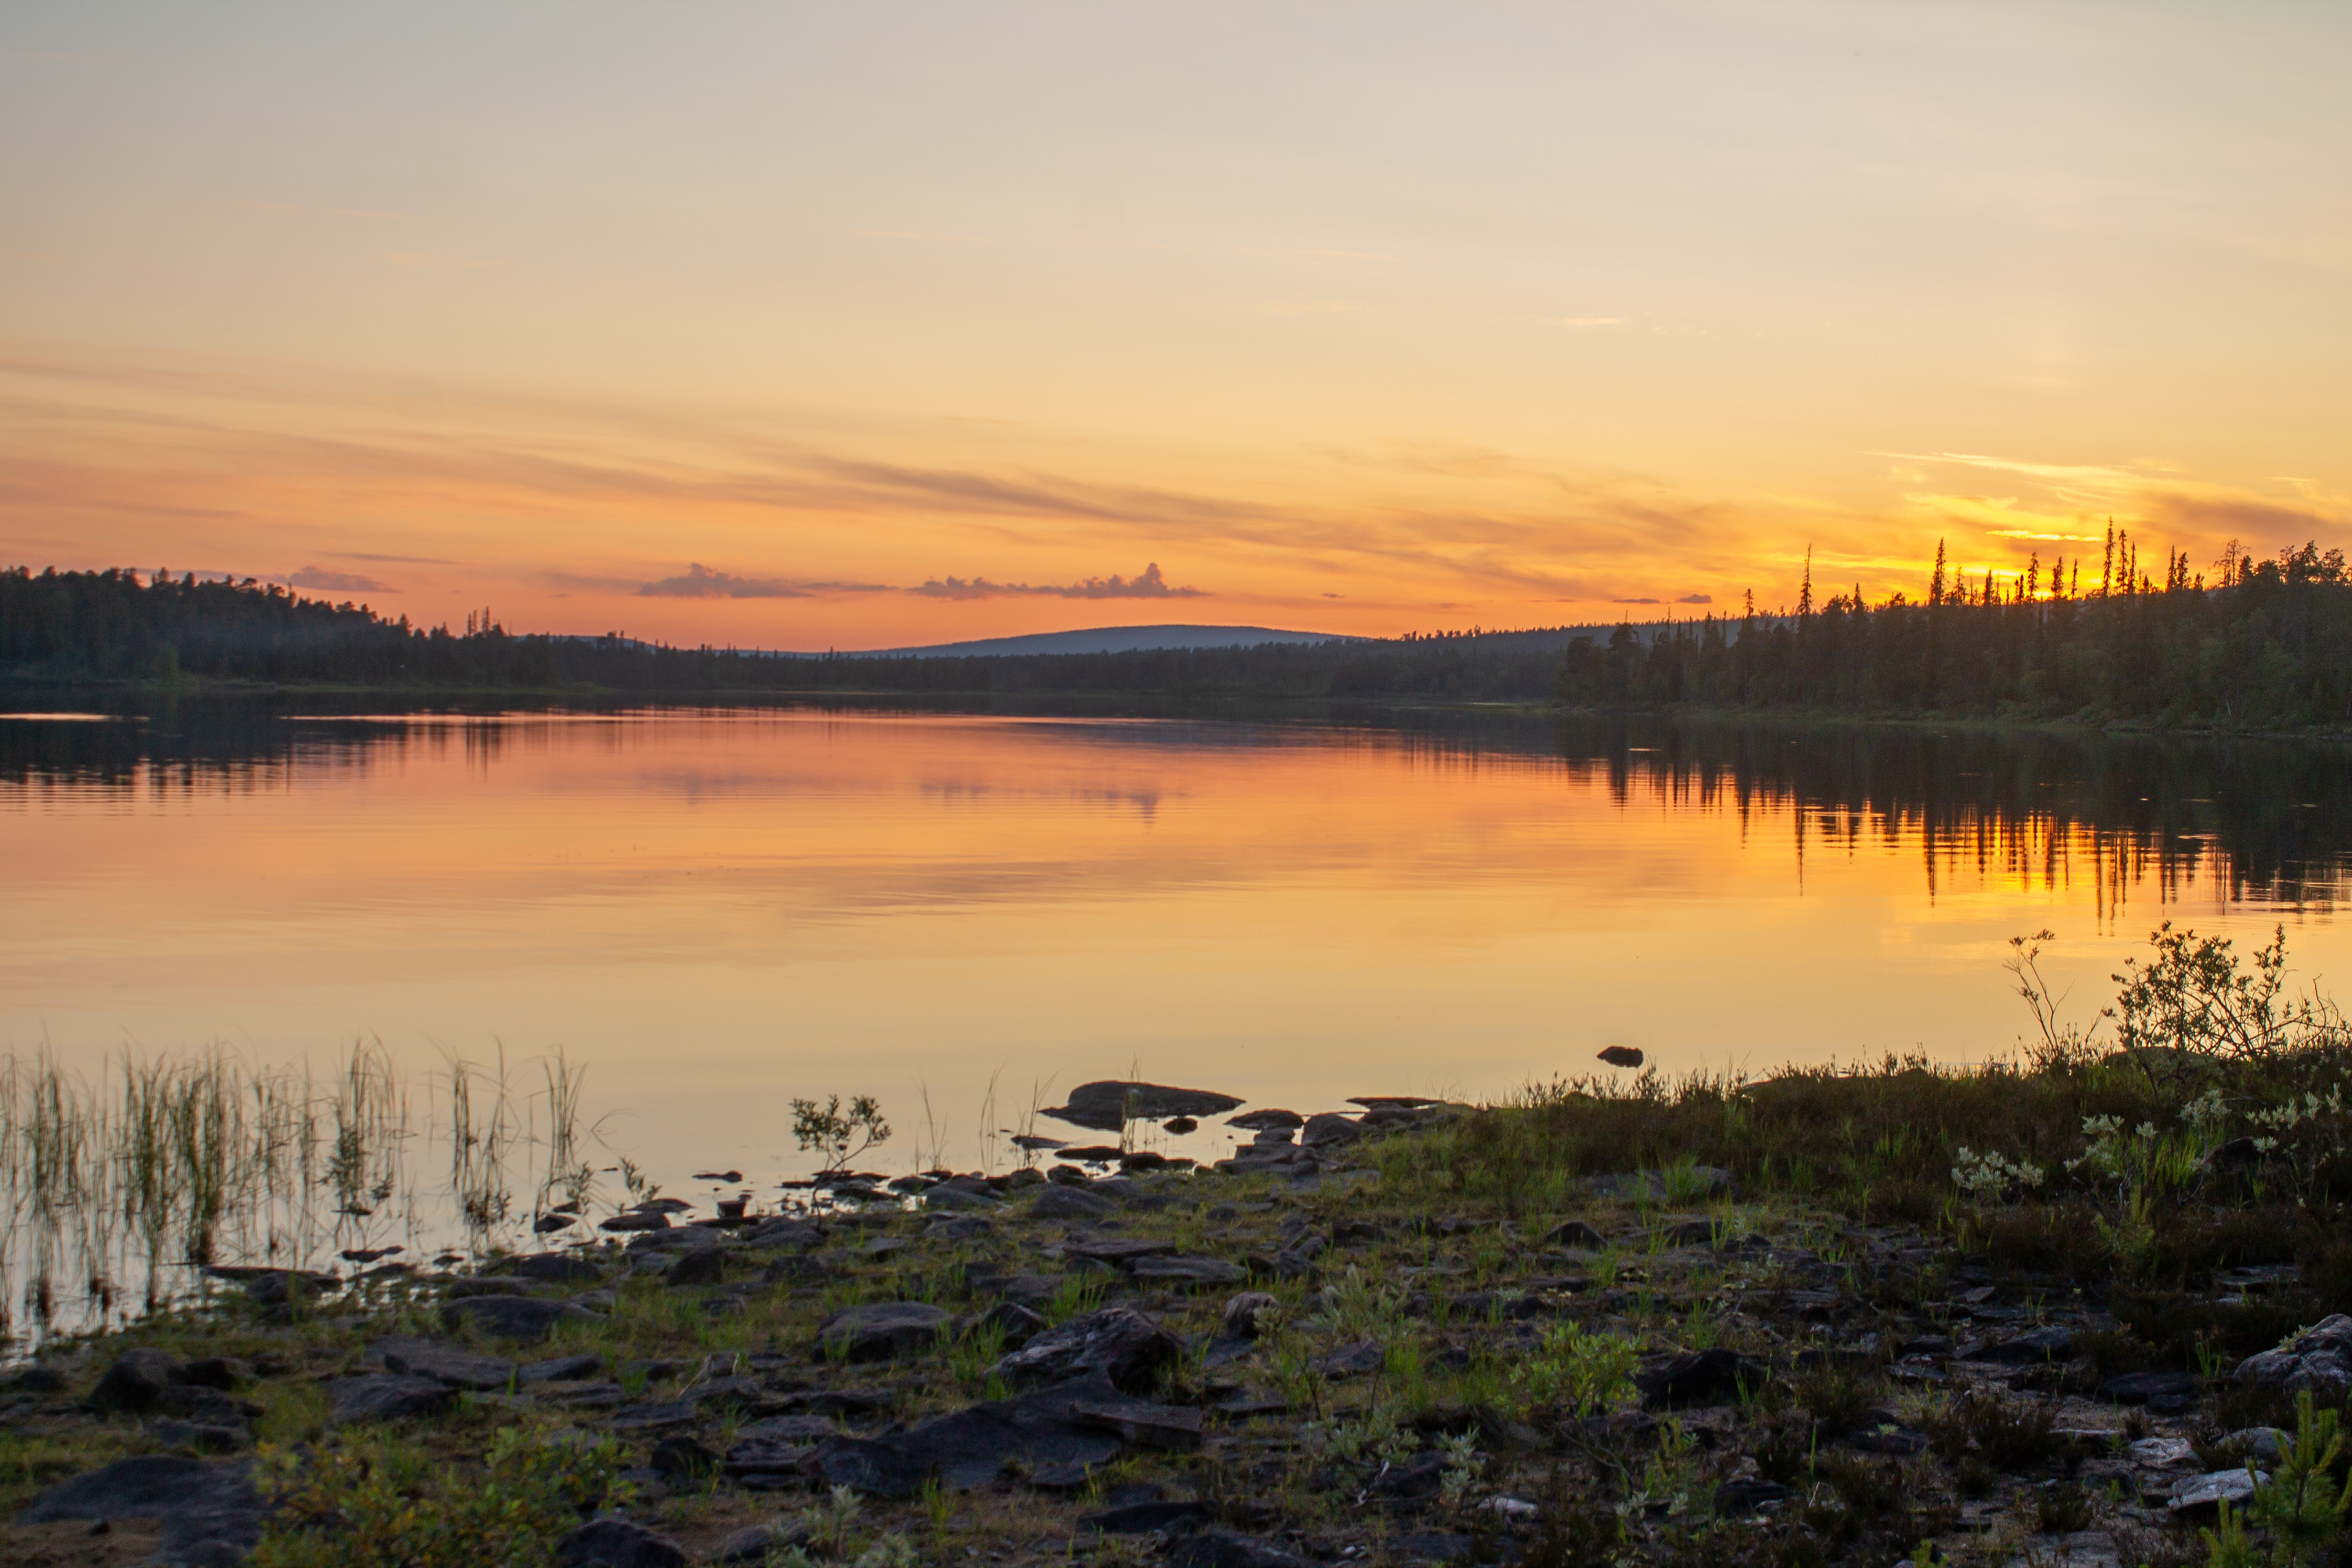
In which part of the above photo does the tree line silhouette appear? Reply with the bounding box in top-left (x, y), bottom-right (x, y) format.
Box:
top-left (5, 532), bottom-right (2349, 724)
top-left (1555, 535), bottom-right (2352, 726)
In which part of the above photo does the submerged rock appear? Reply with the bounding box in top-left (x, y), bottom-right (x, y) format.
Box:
top-left (1043, 1082), bottom-right (1244, 1133)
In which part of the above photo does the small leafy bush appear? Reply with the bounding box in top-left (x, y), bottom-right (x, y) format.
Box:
top-left (1513, 1321), bottom-right (1639, 1417)
top-left (252, 1427), bottom-right (623, 1568)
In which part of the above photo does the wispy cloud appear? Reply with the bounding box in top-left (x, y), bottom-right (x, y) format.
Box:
top-left (910, 562), bottom-right (1205, 601)
top-left (285, 565), bottom-right (394, 592)
top-left (637, 563), bottom-right (886, 599)
top-left (325, 550), bottom-right (457, 565)
top-left (1558, 317), bottom-right (1621, 328)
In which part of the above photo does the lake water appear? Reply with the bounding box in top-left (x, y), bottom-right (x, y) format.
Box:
top-left (9, 700), bottom-right (2351, 1194)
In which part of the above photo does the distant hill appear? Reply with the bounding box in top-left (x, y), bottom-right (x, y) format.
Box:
top-left (865, 623), bottom-right (1359, 658)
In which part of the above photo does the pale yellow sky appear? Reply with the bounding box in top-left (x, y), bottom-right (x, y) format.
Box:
top-left (4, 2), bottom-right (2348, 647)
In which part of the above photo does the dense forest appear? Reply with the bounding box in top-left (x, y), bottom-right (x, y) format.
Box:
top-left (4, 535), bottom-right (2350, 726)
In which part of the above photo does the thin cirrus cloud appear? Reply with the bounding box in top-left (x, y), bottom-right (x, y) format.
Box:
top-left (1612, 593), bottom-right (1714, 605)
top-left (909, 562), bottom-right (1205, 601)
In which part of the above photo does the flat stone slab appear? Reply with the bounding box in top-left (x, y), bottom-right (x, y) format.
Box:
top-left (1976, 1327), bottom-right (2075, 1365)
top-left (328, 1374), bottom-right (458, 1426)
top-left (1044, 1081), bottom-right (1244, 1133)
top-left (818, 1301), bottom-right (952, 1361)
top-left (1030, 1186), bottom-right (1116, 1220)
top-left (1127, 1255), bottom-right (1246, 1289)
top-left (815, 1372), bottom-right (1185, 1496)
top-left (2171, 1468), bottom-right (2267, 1512)
top-left (372, 1335), bottom-right (517, 1391)
top-left (18, 1454), bottom-right (263, 1566)
top-left (989, 1305), bottom-right (1178, 1393)
top-left (442, 1294), bottom-right (605, 1342)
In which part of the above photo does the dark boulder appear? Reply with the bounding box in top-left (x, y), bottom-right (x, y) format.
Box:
top-left (1976, 1327), bottom-right (2075, 1366)
top-left (328, 1374), bottom-right (458, 1425)
top-left (442, 1294), bottom-right (604, 1341)
top-left (1313, 1341), bottom-right (1387, 1378)
top-left (665, 1249), bottom-right (726, 1287)
top-left (1044, 1082), bottom-right (1244, 1133)
top-left (818, 1301), bottom-right (952, 1361)
top-left (815, 1372), bottom-right (1184, 1497)
top-left (1030, 1185), bottom-right (1116, 1221)
top-left (18, 1454), bottom-right (263, 1566)
top-left (1544, 1220), bottom-right (1606, 1250)
top-left (1300, 1113), bottom-right (1365, 1149)
top-left (650, 1436), bottom-right (720, 1482)
top-left (1083, 1499), bottom-right (1211, 1534)
top-left (1635, 1349), bottom-right (1762, 1410)
top-left (1169, 1529), bottom-right (1311, 1568)
top-left (971, 1301), bottom-right (1050, 1348)
top-left (86, 1347), bottom-right (186, 1414)
top-left (2101, 1370), bottom-right (2198, 1406)
top-left (508, 1254), bottom-right (607, 1285)
top-left (372, 1335), bottom-right (517, 1391)
top-left (554, 1516), bottom-right (690, 1568)
top-left (989, 1306), bottom-right (1178, 1393)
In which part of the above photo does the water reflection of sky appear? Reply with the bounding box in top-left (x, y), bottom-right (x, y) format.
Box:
top-left (4, 705), bottom-right (2348, 1184)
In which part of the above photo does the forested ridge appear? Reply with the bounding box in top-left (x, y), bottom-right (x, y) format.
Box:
top-left (5, 538), bottom-right (2351, 726)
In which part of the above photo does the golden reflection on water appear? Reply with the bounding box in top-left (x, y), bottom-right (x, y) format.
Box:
top-left (3, 707), bottom-right (2345, 1181)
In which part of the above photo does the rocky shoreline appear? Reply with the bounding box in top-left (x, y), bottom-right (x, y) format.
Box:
top-left (0, 1076), bottom-right (2342, 1568)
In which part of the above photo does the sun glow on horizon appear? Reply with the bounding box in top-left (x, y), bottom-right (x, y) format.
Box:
top-left (4, 4), bottom-right (2349, 646)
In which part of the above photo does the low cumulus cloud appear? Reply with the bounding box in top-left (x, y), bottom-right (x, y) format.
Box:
top-left (637, 562), bottom-right (887, 599)
top-left (911, 562), bottom-right (1205, 601)
top-left (287, 565), bottom-right (394, 593)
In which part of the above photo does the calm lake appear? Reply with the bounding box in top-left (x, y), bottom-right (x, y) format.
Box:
top-left (8, 699), bottom-right (2351, 1192)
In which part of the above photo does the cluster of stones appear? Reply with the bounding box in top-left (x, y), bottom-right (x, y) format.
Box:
top-left (5, 1085), bottom-right (2338, 1567)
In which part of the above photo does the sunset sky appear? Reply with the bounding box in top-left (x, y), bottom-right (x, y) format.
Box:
top-left (5, 2), bottom-right (2349, 649)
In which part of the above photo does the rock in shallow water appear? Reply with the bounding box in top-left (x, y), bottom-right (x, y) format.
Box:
top-left (1043, 1081), bottom-right (1244, 1133)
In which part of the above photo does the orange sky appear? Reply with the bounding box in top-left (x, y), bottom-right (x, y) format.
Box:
top-left (5, 4), bottom-right (2350, 649)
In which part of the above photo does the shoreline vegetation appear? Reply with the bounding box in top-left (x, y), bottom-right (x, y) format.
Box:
top-left (8, 929), bottom-right (2352, 1566)
top-left (9, 540), bottom-right (2352, 732)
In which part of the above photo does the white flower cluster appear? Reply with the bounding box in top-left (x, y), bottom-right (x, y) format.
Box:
top-left (1951, 1145), bottom-right (2047, 1200)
